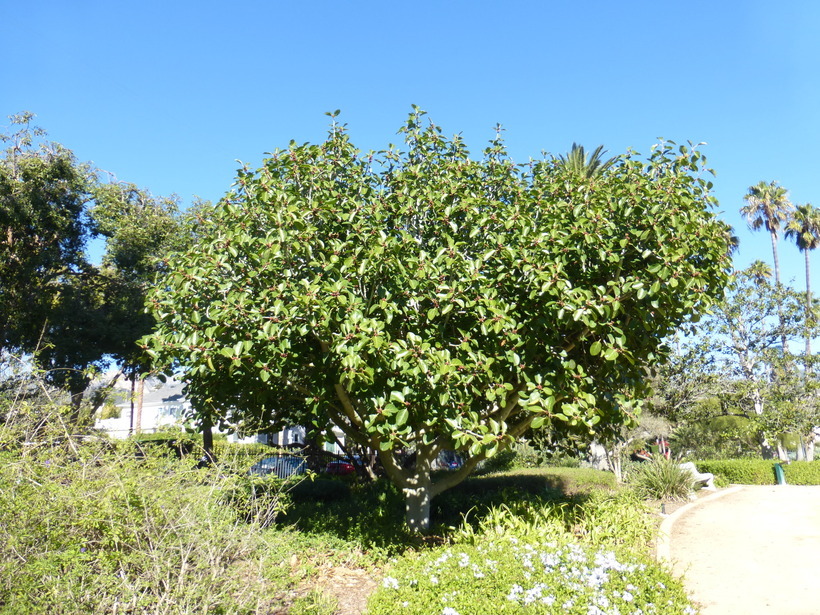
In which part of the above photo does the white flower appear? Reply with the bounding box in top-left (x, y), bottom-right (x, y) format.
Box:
top-left (622, 591), bottom-right (634, 602)
top-left (382, 576), bottom-right (399, 589)
top-left (430, 575), bottom-right (439, 585)
top-left (506, 584), bottom-right (523, 602)
top-left (442, 609), bottom-right (460, 615)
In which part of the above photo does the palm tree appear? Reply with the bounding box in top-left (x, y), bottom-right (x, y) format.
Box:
top-left (747, 259), bottom-right (773, 286)
top-left (740, 181), bottom-right (793, 286)
top-left (556, 143), bottom-right (617, 180)
top-left (785, 203), bottom-right (820, 358)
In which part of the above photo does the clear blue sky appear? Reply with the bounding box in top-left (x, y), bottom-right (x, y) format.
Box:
top-left (4, 0), bottom-right (820, 288)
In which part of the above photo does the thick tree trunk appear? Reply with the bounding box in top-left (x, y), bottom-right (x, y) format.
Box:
top-left (403, 451), bottom-right (433, 533)
top-left (201, 419), bottom-right (217, 465)
top-left (404, 480), bottom-right (433, 533)
top-left (805, 434), bottom-right (816, 462)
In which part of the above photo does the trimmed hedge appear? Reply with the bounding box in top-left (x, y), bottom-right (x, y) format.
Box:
top-left (695, 459), bottom-right (778, 485)
top-left (695, 459), bottom-right (820, 485)
top-left (781, 461), bottom-right (820, 485)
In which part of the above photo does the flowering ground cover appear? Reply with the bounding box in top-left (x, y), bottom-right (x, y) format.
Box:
top-left (368, 537), bottom-right (696, 615)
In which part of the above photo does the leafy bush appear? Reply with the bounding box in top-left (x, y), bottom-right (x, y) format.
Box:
top-left (0, 443), bottom-right (290, 614)
top-left (782, 461), bottom-right (820, 485)
top-left (291, 477), bottom-right (352, 502)
top-left (630, 457), bottom-right (693, 501)
top-left (475, 447), bottom-right (517, 474)
top-left (568, 490), bottom-right (656, 552)
top-left (695, 459), bottom-right (777, 485)
top-left (279, 479), bottom-right (416, 556)
top-left (368, 536), bottom-right (696, 615)
top-left (451, 490), bottom-right (655, 556)
top-left (541, 455), bottom-right (582, 468)
top-left (220, 472), bottom-right (301, 526)
top-left (671, 416), bottom-right (759, 460)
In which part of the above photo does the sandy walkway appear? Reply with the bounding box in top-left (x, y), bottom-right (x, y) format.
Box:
top-left (658, 485), bottom-right (820, 614)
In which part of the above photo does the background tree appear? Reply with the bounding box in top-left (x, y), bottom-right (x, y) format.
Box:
top-left (90, 181), bottom-right (183, 431)
top-left (741, 181), bottom-right (793, 352)
top-left (785, 202), bottom-right (820, 359)
top-left (0, 113), bottom-right (181, 425)
top-left (555, 143), bottom-right (617, 180)
top-left (0, 113), bottom-right (91, 356)
top-left (650, 266), bottom-right (817, 460)
top-left (741, 180), bottom-right (792, 286)
top-left (145, 111), bottom-right (733, 532)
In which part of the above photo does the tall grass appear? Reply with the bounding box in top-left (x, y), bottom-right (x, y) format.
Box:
top-left (630, 457), bottom-right (693, 501)
top-left (0, 400), bottom-right (315, 614)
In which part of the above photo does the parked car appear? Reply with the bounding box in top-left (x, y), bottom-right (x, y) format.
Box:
top-left (325, 459), bottom-right (355, 476)
top-left (248, 455), bottom-right (307, 479)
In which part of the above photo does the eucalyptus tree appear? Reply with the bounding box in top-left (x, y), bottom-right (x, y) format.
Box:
top-left (651, 267), bottom-right (816, 459)
top-left (785, 203), bottom-right (820, 358)
top-left (145, 110), bottom-right (733, 532)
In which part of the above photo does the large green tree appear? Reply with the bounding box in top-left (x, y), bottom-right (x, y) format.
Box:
top-left (651, 267), bottom-right (819, 460)
top-left (145, 110), bottom-right (732, 531)
top-left (0, 113), bottom-right (181, 423)
top-left (0, 113), bottom-right (91, 354)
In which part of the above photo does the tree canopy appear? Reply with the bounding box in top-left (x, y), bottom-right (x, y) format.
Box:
top-left (145, 109), bottom-right (733, 531)
top-left (650, 266), bottom-right (820, 460)
top-left (0, 113), bottom-right (182, 420)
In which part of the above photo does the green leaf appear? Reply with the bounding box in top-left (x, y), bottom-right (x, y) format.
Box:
top-left (589, 340), bottom-right (602, 356)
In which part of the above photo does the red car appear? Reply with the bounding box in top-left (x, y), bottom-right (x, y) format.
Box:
top-left (325, 459), bottom-right (355, 475)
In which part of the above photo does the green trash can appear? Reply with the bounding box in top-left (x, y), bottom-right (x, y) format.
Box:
top-left (774, 463), bottom-right (787, 485)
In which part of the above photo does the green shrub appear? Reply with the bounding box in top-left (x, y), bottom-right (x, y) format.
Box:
top-left (0, 444), bottom-right (289, 614)
top-left (568, 490), bottom-right (656, 552)
top-left (220, 472), bottom-right (300, 526)
top-left (695, 459), bottom-right (777, 485)
top-left (476, 447), bottom-right (517, 474)
top-left (367, 536), bottom-right (696, 615)
top-left (541, 455), bottom-right (582, 468)
top-left (630, 457), bottom-right (693, 501)
top-left (671, 416), bottom-right (759, 459)
top-left (291, 477), bottom-right (352, 502)
top-left (781, 461), bottom-right (820, 485)
top-left (450, 490), bottom-right (655, 556)
top-left (279, 479), bottom-right (415, 556)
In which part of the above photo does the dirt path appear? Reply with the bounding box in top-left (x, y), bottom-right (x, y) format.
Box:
top-left (659, 485), bottom-right (820, 615)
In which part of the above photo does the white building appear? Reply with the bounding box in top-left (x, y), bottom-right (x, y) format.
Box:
top-left (94, 376), bottom-right (336, 450)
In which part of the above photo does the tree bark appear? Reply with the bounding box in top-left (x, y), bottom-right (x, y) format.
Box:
top-left (770, 231), bottom-right (790, 352)
top-left (135, 377), bottom-right (144, 434)
top-left (402, 452), bottom-right (433, 533)
top-left (805, 248), bottom-right (812, 359)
